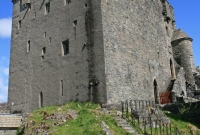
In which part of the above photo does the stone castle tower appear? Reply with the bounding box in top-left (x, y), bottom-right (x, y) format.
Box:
top-left (8, 0), bottom-right (196, 113)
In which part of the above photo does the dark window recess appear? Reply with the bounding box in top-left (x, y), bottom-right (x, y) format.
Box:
top-left (44, 32), bottom-right (46, 38)
top-left (41, 47), bottom-right (46, 60)
top-left (28, 4), bottom-right (31, 10)
top-left (62, 40), bottom-right (69, 55)
top-left (61, 80), bottom-right (63, 96)
top-left (39, 92), bottom-right (43, 108)
top-left (27, 40), bottom-right (30, 52)
top-left (42, 47), bottom-right (46, 55)
top-left (41, 55), bottom-right (44, 60)
top-left (67, 0), bottom-right (71, 4)
top-left (18, 20), bottom-right (21, 29)
top-left (45, 2), bottom-right (50, 14)
top-left (73, 20), bottom-right (77, 27)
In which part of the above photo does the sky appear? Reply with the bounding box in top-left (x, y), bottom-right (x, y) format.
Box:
top-left (0, 1), bottom-right (199, 103)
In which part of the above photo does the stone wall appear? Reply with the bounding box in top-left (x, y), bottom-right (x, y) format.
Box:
top-left (172, 39), bottom-right (195, 85)
top-left (173, 67), bottom-right (187, 96)
top-left (9, 0), bottom-right (187, 113)
top-left (101, 0), bottom-right (175, 104)
top-left (0, 130), bottom-right (16, 135)
top-left (8, 0), bottom-right (106, 113)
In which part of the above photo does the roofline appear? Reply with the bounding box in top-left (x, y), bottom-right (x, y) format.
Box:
top-left (12, 0), bottom-right (17, 3)
top-left (171, 37), bottom-right (193, 44)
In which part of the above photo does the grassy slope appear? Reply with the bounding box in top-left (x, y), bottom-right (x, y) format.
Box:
top-left (164, 112), bottom-right (200, 135)
top-left (17, 102), bottom-right (132, 135)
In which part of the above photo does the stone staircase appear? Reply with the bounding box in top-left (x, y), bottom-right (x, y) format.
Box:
top-left (115, 116), bottom-right (140, 135)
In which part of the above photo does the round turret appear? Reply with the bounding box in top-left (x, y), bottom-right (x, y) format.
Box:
top-left (171, 29), bottom-right (195, 85)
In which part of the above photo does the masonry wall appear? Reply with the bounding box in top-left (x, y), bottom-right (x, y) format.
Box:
top-left (172, 39), bottom-right (195, 85)
top-left (101, 0), bottom-right (175, 104)
top-left (8, 0), bottom-right (106, 113)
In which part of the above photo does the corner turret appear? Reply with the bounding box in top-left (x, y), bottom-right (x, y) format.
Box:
top-left (171, 29), bottom-right (195, 85)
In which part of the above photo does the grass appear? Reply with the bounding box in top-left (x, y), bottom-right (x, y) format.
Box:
top-left (164, 111), bottom-right (200, 135)
top-left (17, 102), bottom-right (132, 135)
top-left (122, 109), bottom-right (200, 135)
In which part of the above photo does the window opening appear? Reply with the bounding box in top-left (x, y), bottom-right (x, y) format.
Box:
top-left (41, 47), bottom-right (46, 60)
top-left (39, 92), bottom-right (43, 108)
top-left (45, 2), bottom-right (50, 14)
top-left (73, 20), bottom-right (77, 27)
top-left (27, 40), bottom-right (30, 52)
top-left (28, 4), bottom-right (31, 11)
top-left (44, 32), bottom-right (46, 38)
top-left (18, 20), bottom-right (21, 29)
top-left (61, 80), bottom-right (63, 96)
top-left (153, 79), bottom-right (159, 104)
top-left (42, 47), bottom-right (46, 55)
top-left (67, 0), bottom-right (71, 4)
top-left (62, 40), bottom-right (69, 56)
top-left (170, 59), bottom-right (175, 79)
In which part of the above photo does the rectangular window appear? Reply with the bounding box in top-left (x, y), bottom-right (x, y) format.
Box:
top-left (62, 40), bottom-right (69, 56)
top-left (27, 40), bottom-right (30, 52)
top-left (42, 47), bottom-right (46, 55)
top-left (67, 0), bottom-right (71, 4)
top-left (45, 2), bottom-right (50, 14)
top-left (61, 80), bottom-right (63, 96)
top-left (64, 0), bottom-right (71, 5)
top-left (44, 32), bottom-right (46, 38)
top-left (41, 47), bottom-right (46, 60)
top-left (73, 20), bottom-right (77, 27)
top-left (18, 20), bottom-right (21, 29)
top-left (28, 4), bottom-right (31, 11)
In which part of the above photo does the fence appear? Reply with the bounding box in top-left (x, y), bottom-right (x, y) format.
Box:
top-left (121, 100), bottom-right (182, 135)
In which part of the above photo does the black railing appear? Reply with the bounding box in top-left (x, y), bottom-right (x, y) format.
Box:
top-left (121, 100), bottom-right (182, 135)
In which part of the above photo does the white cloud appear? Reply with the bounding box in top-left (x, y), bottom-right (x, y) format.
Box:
top-left (0, 57), bottom-right (9, 102)
top-left (0, 94), bottom-right (6, 102)
top-left (3, 68), bottom-right (9, 76)
top-left (0, 17), bottom-right (12, 38)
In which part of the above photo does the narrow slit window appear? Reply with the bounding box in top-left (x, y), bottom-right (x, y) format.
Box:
top-left (41, 47), bottom-right (46, 60)
top-left (18, 20), bottom-right (21, 29)
top-left (42, 47), bottom-right (46, 55)
top-left (28, 4), bottom-right (31, 11)
top-left (61, 80), bottom-right (63, 96)
top-left (62, 40), bottom-right (69, 56)
top-left (45, 2), bottom-right (50, 14)
top-left (166, 26), bottom-right (169, 36)
top-left (44, 32), bottom-right (46, 38)
top-left (27, 40), bottom-right (30, 52)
